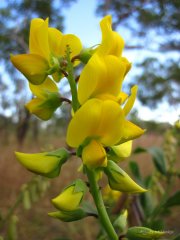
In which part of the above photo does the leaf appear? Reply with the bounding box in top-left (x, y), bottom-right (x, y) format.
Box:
top-left (164, 191), bottom-right (180, 208)
top-left (133, 147), bottom-right (147, 154)
top-left (129, 161), bottom-right (142, 184)
top-left (133, 146), bottom-right (167, 175)
top-left (148, 147), bottom-right (167, 175)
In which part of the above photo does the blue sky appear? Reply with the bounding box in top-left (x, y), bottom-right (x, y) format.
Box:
top-left (60, 0), bottom-right (179, 124)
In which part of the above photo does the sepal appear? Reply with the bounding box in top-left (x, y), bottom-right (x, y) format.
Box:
top-left (48, 208), bottom-right (87, 222)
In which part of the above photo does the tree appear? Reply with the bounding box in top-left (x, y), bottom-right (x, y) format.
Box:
top-left (96, 0), bottom-right (180, 107)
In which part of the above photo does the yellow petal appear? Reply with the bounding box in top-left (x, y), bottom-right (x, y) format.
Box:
top-left (118, 92), bottom-right (129, 104)
top-left (15, 151), bottom-right (60, 175)
top-left (119, 120), bottom-right (145, 144)
top-left (11, 54), bottom-right (49, 84)
top-left (66, 99), bottom-right (125, 148)
top-left (123, 85), bottom-right (138, 116)
top-left (97, 100), bottom-right (125, 146)
top-left (97, 15), bottom-right (124, 57)
top-left (78, 54), bottom-right (126, 104)
top-left (111, 141), bottom-right (132, 158)
top-left (66, 98), bottom-right (102, 147)
top-left (48, 27), bottom-right (63, 57)
top-left (82, 140), bottom-right (107, 168)
top-left (29, 18), bottom-right (50, 61)
top-left (52, 186), bottom-right (83, 211)
top-left (29, 77), bottom-right (58, 98)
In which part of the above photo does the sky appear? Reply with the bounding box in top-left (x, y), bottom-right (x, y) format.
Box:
top-left (61, 0), bottom-right (179, 125)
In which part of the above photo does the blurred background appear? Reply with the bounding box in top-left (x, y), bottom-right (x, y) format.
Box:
top-left (0, 0), bottom-right (179, 239)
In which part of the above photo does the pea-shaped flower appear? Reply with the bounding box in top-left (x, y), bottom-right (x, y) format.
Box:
top-left (11, 18), bottom-right (82, 84)
top-left (15, 148), bottom-right (70, 178)
top-left (25, 77), bottom-right (60, 120)
top-left (67, 99), bottom-right (144, 168)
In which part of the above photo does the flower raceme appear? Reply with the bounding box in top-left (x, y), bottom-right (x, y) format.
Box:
top-left (11, 18), bottom-right (82, 85)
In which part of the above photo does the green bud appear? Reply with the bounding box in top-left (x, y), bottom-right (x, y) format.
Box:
top-left (104, 161), bottom-right (147, 193)
top-left (114, 209), bottom-right (128, 232)
top-left (22, 189), bottom-right (31, 210)
top-left (15, 148), bottom-right (70, 178)
top-left (126, 226), bottom-right (169, 240)
top-left (48, 208), bottom-right (87, 222)
top-left (7, 215), bottom-right (18, 240)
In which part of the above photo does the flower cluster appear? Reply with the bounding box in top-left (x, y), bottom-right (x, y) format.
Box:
top-left (11, 15), bottom-right (146, 233)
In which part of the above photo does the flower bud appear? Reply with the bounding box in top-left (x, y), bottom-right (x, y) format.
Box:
top-left (114, 209), bottom-right (128, 232)
top-left (52, 179), bottom-right (86, 211)
top-left (126, 226), bottom-right (168, 239)
top-left (82, 140), bottom-right (107, 169)
top-left (48, 208), bottom-right (87, 222)
top-left (104, 161), bottom-right (147, 193)
top-left (15, 148), bottom-right (70, 178)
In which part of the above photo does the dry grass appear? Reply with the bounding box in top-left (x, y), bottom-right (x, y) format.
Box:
top-left (0, 132), bottom-right (179, 239)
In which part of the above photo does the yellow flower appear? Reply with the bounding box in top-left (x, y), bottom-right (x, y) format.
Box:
top-left (25, 77), bottom-right (60, 120)
top-left (15, 148), bottom-right (70, 178)
top-left (66, 99), bottom-right (144, 168)
top-left (11, 18), bottom-right (82, 84)
top-left (67, 98), bottom-right (144, 148)
top-left (51, 179), bottom-right (86, 211)
top-left (77, 15), bottom-right (132, 105)
top-left (78, 54), bottom-right (128, 105)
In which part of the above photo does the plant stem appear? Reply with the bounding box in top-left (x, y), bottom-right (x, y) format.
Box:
top-left (86, 167), bottom-right (118, 240)
top-left (66, 46), bottom-right (80, 112)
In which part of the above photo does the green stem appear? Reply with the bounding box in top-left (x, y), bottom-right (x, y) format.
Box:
top-left (86, 167), bottom-right (118, 240)
top-left (66, 46), bottom-right (80, 112)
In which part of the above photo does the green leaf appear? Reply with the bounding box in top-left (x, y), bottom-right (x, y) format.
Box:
top-left (164, 191), bottom-right (180, 208)
top-left (133, 146), bottom-right (167, 175)
top-left (133, 147), bottom-right (147, 154)
top-left (148, 147), bottom-right (167, 175)
top-left (129, 161), bottom-right (142, 183)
